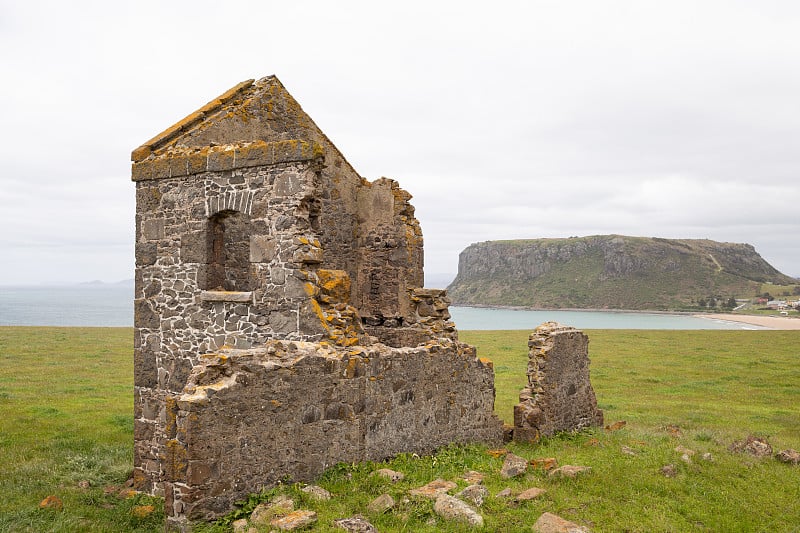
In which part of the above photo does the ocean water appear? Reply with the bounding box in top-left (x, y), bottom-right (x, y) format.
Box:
top-left (0, 285), bottom-right (133, 327)
top-left (0, 286), bottom-right (759, 330)
top-left (449, 306), bottom-right (763, 330)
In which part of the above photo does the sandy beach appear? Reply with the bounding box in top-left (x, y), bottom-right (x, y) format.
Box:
top-left (696, 313), bottom-right (800, 330)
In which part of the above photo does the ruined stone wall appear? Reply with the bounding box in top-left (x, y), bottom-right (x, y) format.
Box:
top-left (513, 322), bottom-right (603, 441)
top-left (163, 340), bottom-right (502, 526)
top-left (132, 77), bottom-right (502, 529)
top-left (134, 150), bottom-right (337, 492)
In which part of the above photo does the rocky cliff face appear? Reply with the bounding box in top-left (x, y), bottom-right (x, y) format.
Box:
top-left (448, 236), bottom-right (794, 310)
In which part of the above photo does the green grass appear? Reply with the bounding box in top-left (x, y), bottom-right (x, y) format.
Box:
top-left (1, 327), bottom-right (799, 531)
top-left (0, 327), bottom-right (163, 532)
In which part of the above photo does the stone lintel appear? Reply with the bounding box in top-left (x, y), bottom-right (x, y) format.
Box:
top-left (132, 139), bottom-right (324, 182)
top-left (199, 291), bottom-right (254, 303)
top-left (131, 79), bottom-right (256, 162)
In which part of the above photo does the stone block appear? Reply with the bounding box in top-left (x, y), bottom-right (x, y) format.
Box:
top-left (142, 218), bottom-right (165, 241)
top-left (249, 235), bottom-right (276, 263)
top-left (180, 231), bottom-right (207, 263)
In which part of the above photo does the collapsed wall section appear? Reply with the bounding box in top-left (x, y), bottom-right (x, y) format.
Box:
top-left (513, 322), bottom-right (604, 441)
top-left (163, 340), bottom-right (502, 528)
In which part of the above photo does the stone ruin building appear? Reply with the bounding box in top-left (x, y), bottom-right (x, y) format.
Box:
top-left (131, 76), bottom-right (503, 529)
top-left (512, 322), bottom-right (604, 442)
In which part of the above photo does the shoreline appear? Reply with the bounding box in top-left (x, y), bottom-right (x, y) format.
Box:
top-left (451, 304), bottom-right (800, 330)
top-left (694, 313), bottom-right (800, 331)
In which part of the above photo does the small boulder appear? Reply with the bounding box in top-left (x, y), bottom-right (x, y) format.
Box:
top-left (301, 484), bottom-right (331, 501)
top-left (250, 495), bottom-right (295, 526)
top-left (367, 493), bottom-right (395, 514)
top-left (660, 464), bottom-right (678, 478)
top-left (531, 457), bottom-right (558, 470)
top-left (456, 484), bottom-right (489, 507)
top-left (333, 515), bottom-right (377, 532)
top-left (776, 449), bottom-right (800, 465)
top-left (516, 487), bottom-right (547, 502)
top-left (409, 479), bottom-right (457, 498)
top-left (605, 420), bottom-right (626, 431)
top-left (548, 465), bottom-right (591, 478)
top-left (270, 510), bottom-right (317, 531)
top-left (374, 468), bottom-right (405, 482)
top-left (496, 487), bottom-right (513, 498)
top-left (462, 470), bottom-right (485, 484)
top-left (620, 446), bottom-right (636, 456)
top-left (38, 495), bottom-right (63, 511)
top-left (532, 511), bottom-right (590, 532)
top-left (730, 435), bottom-right (772, 458)
top-left (433, 494), bottom-right (484, 527)
top-left (232, 518), bottom-right (250, 533)
top-left (501, 452), bottom-right (529, 478)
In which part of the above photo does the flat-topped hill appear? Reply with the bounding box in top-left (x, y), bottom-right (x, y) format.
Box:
top-left (447, 235), bottom-right (795, 311)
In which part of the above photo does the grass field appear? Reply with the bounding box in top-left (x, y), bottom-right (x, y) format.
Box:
top-left (1, 327), bottom-right (798, 531)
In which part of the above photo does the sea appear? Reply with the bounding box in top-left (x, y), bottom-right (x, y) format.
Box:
top-left (0, 284), bottom-right (762, 330)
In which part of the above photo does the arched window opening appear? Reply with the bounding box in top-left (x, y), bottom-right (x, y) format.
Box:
top-left (206, 210), bottom-right (253, 291)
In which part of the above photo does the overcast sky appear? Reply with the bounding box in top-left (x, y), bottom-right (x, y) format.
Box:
top-left (1, 0), bottom-right (798, 286)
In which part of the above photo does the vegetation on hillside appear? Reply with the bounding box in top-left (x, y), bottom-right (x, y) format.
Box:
top-left (448, 235), bottom-right (797, 311)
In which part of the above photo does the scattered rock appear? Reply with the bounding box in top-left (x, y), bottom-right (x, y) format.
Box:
top-left (532, 511), bottom-right (591, 532)
top-left (374, 468), bottom-right (405, 482)
top-left (701, 452), bottom-right (714, 462)
top-left (462, 470), bottom-right (485, 484)
top-left (410, 479), bottom-right (457, 498)
top-left (367, 493), bottom-right (395, 514)
top-left (620, 446), bottom-right (636, 456)
top-left (531, 457), bottom-right (558, 470)
top-left (77, 480), bottom-right (91, 489)
top-left (674, 445), bottom-right (695, 456)
top-left (456, 484), bottom-right (489, 507)
top-left (605, 420), bottom-right (626, 431)
top-left (38, 495), bottom-right (63, 511)
top-left (270, 510), bottom-right (317, 531)
top-left (131, 505), bottom-right (155, 518)
top-left (515, 487), bottom-right (547, 502)
top-left (730, 435), bottom-right (772, 458)
top-left (301, 484), bottom-right (331, 501)
top-left (496, 487), bottom-right (513, 498)
top-left (776, 449), bottom-right (800, 465)
top-left (232, 518), bottom-right (250, 533)
top-left (548, 465), bottom-right (591, 478)
top-left (680, 454), bottom-right (692, 465)
top-left (250, 496), bottom-right (295, 525)
top-left (660, 464), bottom-right (678, 478)
top-left (501, 452), bottom-right (529, 478)
top-left (433, 494), bottom-right (484, 527)
top-left (118, 488), bottom-right (138, 499)
top-left (333, 515), bottom-right (377, 532)
top-left (665, 424), bottom-right (683, 437)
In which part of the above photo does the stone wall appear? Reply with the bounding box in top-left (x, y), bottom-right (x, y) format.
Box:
top-left (512, 322), bottom-right (603, 441)
top-left (163, 340), bottom-right (501, 526)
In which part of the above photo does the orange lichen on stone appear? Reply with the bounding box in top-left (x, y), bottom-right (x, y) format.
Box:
top-left (131, 79), bottom-right (255, 162)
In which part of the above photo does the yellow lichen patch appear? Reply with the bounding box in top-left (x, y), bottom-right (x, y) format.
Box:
top-left (303, 282), bottom-right (319, 297)
top-left (269, 399), bottom-right (282, 408)
top-left (479, 357), bottom-right (494, 369)
top-left (164, 439), bottom-right (187, 478)
top-left (343, 357), bottom-right (361, 379)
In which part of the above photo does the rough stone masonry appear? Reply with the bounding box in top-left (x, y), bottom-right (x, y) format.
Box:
top-left (131, 76), bottom-right (502, 530)
top-left (513, 322), bottom-right (604, 442)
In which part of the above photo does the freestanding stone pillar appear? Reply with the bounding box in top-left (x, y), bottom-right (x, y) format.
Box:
top-left (513, 322), bottom-right (603, 441)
